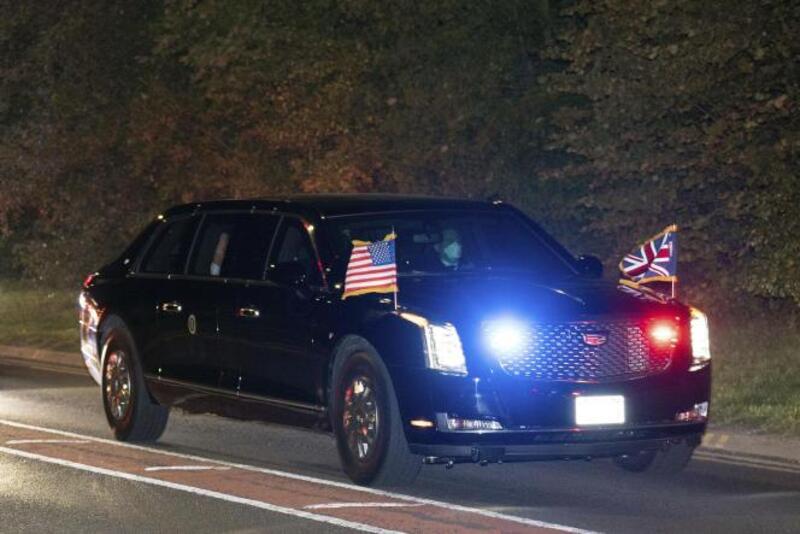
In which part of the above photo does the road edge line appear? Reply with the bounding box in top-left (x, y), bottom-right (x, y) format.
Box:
top-left (0, 418), bottom-right (596, 534)
top-left (0, 445), bottom-right (402, 534)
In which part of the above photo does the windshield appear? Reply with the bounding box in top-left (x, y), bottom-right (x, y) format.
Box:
top-left (325, 210), bottom-right (577, 281)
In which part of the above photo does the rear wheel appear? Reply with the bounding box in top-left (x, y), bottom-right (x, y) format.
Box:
top-left (614, 440), bottom-right (695, 475)
top-left (101, 317), bottom-right (169, 442)
top-left (331, 337), bottom-right (421, 487)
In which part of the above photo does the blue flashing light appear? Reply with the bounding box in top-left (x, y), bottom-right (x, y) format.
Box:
top-left (484, 317), bottom-right (527, 355)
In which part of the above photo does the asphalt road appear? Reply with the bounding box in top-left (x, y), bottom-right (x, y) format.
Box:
top-left (1, 363), bottom-right (798, 533)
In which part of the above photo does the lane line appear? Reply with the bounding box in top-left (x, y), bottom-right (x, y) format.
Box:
top-left (0, 445), bottom-right (403, 534)
top-left (305, 502), bottom-right (425, 510)
top-left (144, 465), bottom-right (232, 472)
top-left (0, 418), bottom-right (594, 534)
top-left (6, 439), bottom-right (90, 445)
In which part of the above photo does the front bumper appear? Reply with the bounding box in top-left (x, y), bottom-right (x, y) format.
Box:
top-left (408, 423), bottom-right (704, 463)
top-left (391, 363), bottom-right (711, 462)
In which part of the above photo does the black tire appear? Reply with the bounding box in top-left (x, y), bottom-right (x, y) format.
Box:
top-left (614, 440), bottom-right (695, 475)
top-left (331, 336), bottom-right (421, 487)
top-left (100, 316), bottom-right (169, 442)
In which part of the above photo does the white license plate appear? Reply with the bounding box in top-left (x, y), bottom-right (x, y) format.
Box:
top-left (575, 395), bottom-right (625, 426)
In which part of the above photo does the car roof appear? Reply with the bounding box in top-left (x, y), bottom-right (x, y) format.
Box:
top-left (162, 194), bottom-right (501, 219)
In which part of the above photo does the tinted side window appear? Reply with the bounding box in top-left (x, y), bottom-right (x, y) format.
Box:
top-left (141, 217), bottom-right (198, 274)
top-left (268, 218), bottom-right (322, 286)
top-left (190, 213), bottom-right (278, 280)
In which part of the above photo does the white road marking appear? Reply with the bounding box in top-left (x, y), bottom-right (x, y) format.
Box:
top-left (144, 465), bottom-right (232, 472)
top-left (6, 439), bottom-right (90, 445)
top-left (0, 418), bottom-right (596, 534)
top-left (0, 445), bottom-right (403, 534)
top-left (305, 502), bottom-right (425, 510)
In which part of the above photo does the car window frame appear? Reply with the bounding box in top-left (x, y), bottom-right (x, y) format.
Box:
top-left (319, 207), bottom-right (578, 282)
top-left (265, 214), bottom-right (327, 290)
top-left (134, 213), bottom-right (201, 277)
top-left (186, 211), bottom-right (281, 281)
top-left (132, 209), bottom-right (327, 290)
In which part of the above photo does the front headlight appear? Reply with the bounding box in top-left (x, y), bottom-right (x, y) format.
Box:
top-left (690, 307), bottom-right (711, 370)
top-left (424, 322), bottom-right (467, 375)
top-left (401, 313), bottom-right (467, 375)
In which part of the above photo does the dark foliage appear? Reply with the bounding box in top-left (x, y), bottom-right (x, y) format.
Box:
top-left (1, 0), bottom-right (797, 317)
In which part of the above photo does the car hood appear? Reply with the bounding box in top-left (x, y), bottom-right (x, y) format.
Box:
top-left (395, 274), bottom-right (682, 325)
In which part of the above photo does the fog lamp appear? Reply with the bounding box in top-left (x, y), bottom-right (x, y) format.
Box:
top-left (409, 419), bottom-right (435, 429)
top-left (675, 402), bottom-right (709, 422)
top-left (445, 417), bottom-right (503, 431)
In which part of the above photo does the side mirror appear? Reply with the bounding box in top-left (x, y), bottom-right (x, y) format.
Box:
top-left (576, 255), bottom-right (604, 279)
top-left (270, 261), bottom-right (307, 286)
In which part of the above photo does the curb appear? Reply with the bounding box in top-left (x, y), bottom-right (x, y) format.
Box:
top-left (1, 344), bottom-right (799, 471)
top-left (699, 428), bottom-right (800, 471)
top-left (0, 344), bottom-right (85, 374)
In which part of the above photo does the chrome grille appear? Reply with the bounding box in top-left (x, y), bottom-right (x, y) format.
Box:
top-left (487, 320), bottom-right (672, 381)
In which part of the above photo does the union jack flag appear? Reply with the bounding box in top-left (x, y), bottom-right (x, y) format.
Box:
top-left (341, 233), bottom-right (398, 299)
top-left (619, 225), bottom-right (678, 284)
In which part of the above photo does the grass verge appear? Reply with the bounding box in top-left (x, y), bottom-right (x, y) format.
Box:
top-left (711, 316), bottom-right (800, 436)
top-left (0, 281), bottom-right (79, 352)
top-left (0, 280), bottom-right (798, 435)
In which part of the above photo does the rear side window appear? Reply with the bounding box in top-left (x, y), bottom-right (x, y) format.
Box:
top-left (189, 213), bottom-right (278, 280)
top-left (140, 217), bottom-right (198, 274)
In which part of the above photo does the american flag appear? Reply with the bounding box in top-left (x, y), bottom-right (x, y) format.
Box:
top-left (341, 234), bottom-right (398, 299)
top-left (619, 225), bottom-right (678, 284)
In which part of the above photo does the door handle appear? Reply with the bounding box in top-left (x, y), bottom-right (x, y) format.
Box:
top-left (236, 306), bottom-right (260, 319)
top-left (159, 301), bottom-right (182, 313)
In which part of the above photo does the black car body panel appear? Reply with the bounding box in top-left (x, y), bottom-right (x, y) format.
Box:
top-left (79, 195), bottom-right (710, 463)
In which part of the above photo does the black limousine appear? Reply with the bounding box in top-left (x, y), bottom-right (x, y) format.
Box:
top-left (79, 195), bottom-right (711, 486)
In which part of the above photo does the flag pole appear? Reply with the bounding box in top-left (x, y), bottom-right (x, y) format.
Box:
top-left (392, 226), bottom-right (398, 311)
top-left (671, 224), bottom-right (678, 300)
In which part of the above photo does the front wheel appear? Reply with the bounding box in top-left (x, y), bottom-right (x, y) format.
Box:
top-left (101, 317), bottom-right (169, 442)
top-left (614, 440), bottom-right (695, 475)
top-left (331, 338), bottom-right (421, 487)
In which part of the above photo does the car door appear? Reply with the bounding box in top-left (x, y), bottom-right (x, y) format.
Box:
top-left (194, 212), bottom-right (281, 393)
top-left (151, 274), bottom-right (221, 387)
top-left (133, 214), bottom-right (198, 376)
top-left (231, 216), bottom-right (325, 406)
